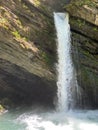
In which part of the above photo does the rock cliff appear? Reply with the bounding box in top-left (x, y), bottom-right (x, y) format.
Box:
top-left (0, 0), bottom-right (98, 109)
top-left (0, 0), bottom-right (57, 108)
top-left (65, 0), bottom-right (98, 108)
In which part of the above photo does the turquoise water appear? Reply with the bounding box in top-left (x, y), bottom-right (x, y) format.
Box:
top-left (1, 107), bottom-right (98, 130)
top-left (0, 109), bottom-right (26, 130)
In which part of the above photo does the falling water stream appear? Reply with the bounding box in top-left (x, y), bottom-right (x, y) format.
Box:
top-left (54, 12), bottom-right (73, 111)
top-left (0, 13), bottom-right (98, 130)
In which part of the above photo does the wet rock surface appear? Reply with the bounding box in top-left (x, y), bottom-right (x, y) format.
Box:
top-left (0, 0), bottom-right (98, 109)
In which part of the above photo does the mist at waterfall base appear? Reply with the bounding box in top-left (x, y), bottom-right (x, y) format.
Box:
top-left (0, 13), bottom-right (98, 130)
top-left (1, 107), bottom-right (98, 130)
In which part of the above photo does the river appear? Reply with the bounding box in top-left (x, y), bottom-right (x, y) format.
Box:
top-left (0, 107), bottom-right (98, 130)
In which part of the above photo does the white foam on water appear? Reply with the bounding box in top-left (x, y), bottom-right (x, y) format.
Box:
top-left (17, 110), bottom-right (98, 130)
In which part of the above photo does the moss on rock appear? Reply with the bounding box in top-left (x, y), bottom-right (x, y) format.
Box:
top-left (0, 104), bottom-right (5, 114)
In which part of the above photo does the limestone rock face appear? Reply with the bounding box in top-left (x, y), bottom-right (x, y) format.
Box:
top-left (0, 0), bottom-right (98, 109)
top-left (65, 0), bottom-right (98, 108)
top-left (65, 0), bottom-right (98, 26)
top-left (0, 0), bottom-right (57, 108)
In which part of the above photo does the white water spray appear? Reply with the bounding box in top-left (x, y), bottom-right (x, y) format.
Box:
top-left (54, 12), bottom-right (74, 111)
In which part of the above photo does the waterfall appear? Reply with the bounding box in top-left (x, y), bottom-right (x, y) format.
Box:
top-left (54, 12), bottom-right (74, 111)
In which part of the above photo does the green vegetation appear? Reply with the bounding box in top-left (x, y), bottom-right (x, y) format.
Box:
top-left (70, 17), bottom-right (87, 28)
top-left (73, 0), bottom-right (96, 7)
top-left (12, 30), bottom-right (21, 39)
top-left (0, 17), bottom-right (9, 30)
top-left (41, 51), bottom-right (55, 67)
top-left (0, 104), bottom-right (5, 113)
top-left (76, 0), bottom-right (95, 6)
top-left (77, 19), bottom-right (86, 27)
top-left (93, 27), bottom-right (98, 32)
top-left (34, 0), bottom-right (40, 7)
top-left (64, 0), bottom-right (97, 9)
